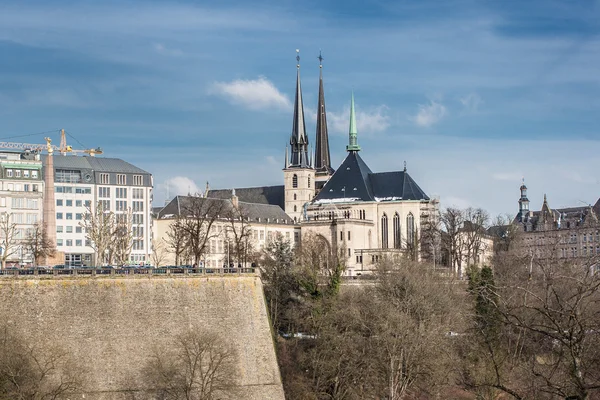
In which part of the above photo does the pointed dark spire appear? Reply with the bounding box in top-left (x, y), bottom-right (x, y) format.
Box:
top-left (315, 51), bottom-right (333, 175)
top-left (289, 49), bottom-right (310, 168)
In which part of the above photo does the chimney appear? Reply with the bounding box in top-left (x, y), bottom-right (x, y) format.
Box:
top-left (231, 188), bottom-right (238, 208)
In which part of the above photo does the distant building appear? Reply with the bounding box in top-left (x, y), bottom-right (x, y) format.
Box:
top-left (45, 155), bottom-right (153, 266)
top-left (0, 150), bottom-right (44, 267)
top-left (513, 181), bottom-right (600, 260)
top-left (154, 192), bottom-right (299, 267)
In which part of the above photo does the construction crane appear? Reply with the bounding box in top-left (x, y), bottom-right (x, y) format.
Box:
top-left (0, 129), bottom-right (103, 156)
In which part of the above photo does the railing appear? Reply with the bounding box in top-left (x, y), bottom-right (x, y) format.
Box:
top-left (0, 267), bottom-right (256, 277)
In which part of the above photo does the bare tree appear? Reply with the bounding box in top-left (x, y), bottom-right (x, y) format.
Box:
top-left (151, 238), bottom-right (169, 267)
top-left (461, 207), bottom-right (490, 268)
top-left (0, 325), bottom-right (83, 399)
top-left (143, 328), bottom-right (238, 400)
top-left (440, 207), bottom-right (465, 276)
top-left (110, 209), bottom-right (134, 266)
top-left (0, 212), bottom-right (18, 269)
top-left (224, 203), bottom-right (253, 267)
top-left (180, 196), bottom-right (226, 266)
top-left (81, 202), bottom-right (114, 266)
top-left (166, 216), bottom-right (188, 266)
top-left (23, 222), bottom-right (55, 267)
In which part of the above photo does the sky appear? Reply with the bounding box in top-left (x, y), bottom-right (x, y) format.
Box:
top-left (1, 0), bottom-right (600, 217)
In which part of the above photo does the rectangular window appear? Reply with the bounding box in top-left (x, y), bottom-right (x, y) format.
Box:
top-left (133, 175), bottom-right (143, 186)
top-left (99, 173), bottom-right (109, 184)
top-left (116, 188), bottom-right (127, 198)
top-left (259, 231), bottom-right (264, 240)
top-left (6, 170), bottom-right (12, 178)
top-left (26, 214), bottom-right (38, 224)
top-left (75, 187), bottom-right (91, 194)
top-left (56, 212), bottom-right (63, 220)
top-left (133, 201), bottom-right (144, 212)
top-left (57, 239), bottom-right (63, 246)
top-left (66, 213), bottom-right (73, 220)
top-left (66, 200), bottom-right (73, 207)
top-left (56, 226), bottom-right (63, 233)
top-left (116, 200), bottom-right (127, 211)
top-left (132, 188), bottom-right (144, 199)
top-left (76, 240), bottom-right (82, 246)
top-left (340, 230), bottom-right (344, 241)
top-left (99, 187), bottom-right (110, 198)
top-left (11, 198), bottom-right (24, 208)
top-left (32, 184), bottom-right (38, 192)
top-left (23, 184), bottom-right (29, 192)
top-left (31, 170), bottom-right (38, 179)
top-left (66, 226), bottom-right (73, 233)
top-left (348, 248), bottom-right (351, 257)
top-left (348, 231), bottom-right (351, 241)
top-left (132, 214), bottom-right (144, 224)
top-left (15, 170), bottom-right (21, 178)
top-left (84, 200), bottom-right (91, 208)
top-left (66, 239), bottom-right (72, 246)
top-left (26, 199), bottom-right (37, 209)
top-left (117, 174), bottom-right (126, 185)
top-left (76, 226), bottom-right (82, 233)
top-left (99, 200), bottom-right (110, 211)
top-left (75, 213), bottom-right (82, 220)
top-left (294, 231), bottom-right (300, 242)
top-left (76, 200), bottom-right (82, 207)
top-left (23, 170), bottom-right (29, 178)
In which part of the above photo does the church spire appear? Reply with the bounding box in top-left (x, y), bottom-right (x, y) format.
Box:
top-left (289, 49), bottom-right (310, 168)
top-left (346, 91), bottom-right (361, 152)
top-left (315, 51), bottom-right (332, 174)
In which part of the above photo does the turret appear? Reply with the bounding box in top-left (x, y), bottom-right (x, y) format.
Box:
top-left (518, 179), bottom-right (530, 221)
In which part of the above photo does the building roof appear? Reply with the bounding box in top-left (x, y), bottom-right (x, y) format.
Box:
top-left (313, 152), bottom-right (429, 204)
top-left (42, 155), bottom-right (150, 175)
top-left (207, 185), bottom-right (285, 209)
top-left (157, 195), bottom-right (294, 224)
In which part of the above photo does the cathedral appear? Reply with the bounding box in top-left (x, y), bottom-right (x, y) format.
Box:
top-left (205, 52), bottom-right (438, 275)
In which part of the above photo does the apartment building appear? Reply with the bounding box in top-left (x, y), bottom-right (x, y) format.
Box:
top-left (46, 155), bottom-right (153, 266)
top-left (0, 151), bottom-right (44, 266)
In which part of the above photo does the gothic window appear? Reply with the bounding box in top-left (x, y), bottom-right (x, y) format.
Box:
top-left (292, 174), bottom-right (298, 188)
top-left (308, 176), bottom-right (311, 188)
top-left (393, 213), bottom-right (401, 249)
top-left (406, 213), bottom-right (415, 247)
top-left (381, 214), bottom-right (388, 249)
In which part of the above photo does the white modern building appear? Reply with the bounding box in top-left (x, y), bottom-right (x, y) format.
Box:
top-left (0, 150), bottom-right (44, 267)
top-left (45, 155), bottom-right (153, 266)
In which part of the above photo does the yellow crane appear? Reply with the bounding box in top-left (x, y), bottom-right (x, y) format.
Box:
top-left (0, 129), bottom-right (103, 156)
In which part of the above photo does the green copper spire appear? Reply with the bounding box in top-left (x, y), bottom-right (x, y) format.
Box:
top-left (346, 91), bottom-right (361, 152)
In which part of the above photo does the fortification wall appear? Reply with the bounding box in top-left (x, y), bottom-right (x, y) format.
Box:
top-left (0, 275), bottom-right (284, 400)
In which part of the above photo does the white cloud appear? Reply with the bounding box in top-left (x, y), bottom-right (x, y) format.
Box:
top-left (460, 93), bottom-right (483, 113)
top-left (492, 172), bottom-right (523, 182)
top-left (209, 77), bottom-right (291, 111)
top-left (327, 105), bottom-right (391, 135)
top-left (412, 100), bottom-right (447, 127)
top-left (159, 176), bottom-right (201, 199)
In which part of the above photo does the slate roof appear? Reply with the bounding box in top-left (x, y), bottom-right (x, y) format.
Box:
top-left (42, 155), bottom-right (150, 174)
top-left (207, 185), bottom-right (285, 209)
top-left (157, 195), bottom-right (294, 224)
top-left (516, 201), bottom-right (600, 231)
top-left (313, 152), bottom-right (429, 204)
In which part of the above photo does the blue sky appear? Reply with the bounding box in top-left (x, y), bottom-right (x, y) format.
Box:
top-left (1, 0), bottom-right (600, 217)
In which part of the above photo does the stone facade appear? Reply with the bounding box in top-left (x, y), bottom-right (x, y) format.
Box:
top-left (0, 275), bottom-right (285, 400)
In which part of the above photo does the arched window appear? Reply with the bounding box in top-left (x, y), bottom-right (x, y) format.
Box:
top-left (293, 193), bottom-right (297, 200)
top-left (292, 174), bottom-right (298, 188)
top-left (393, 213), bottom-right (401, 249)
top-left (406, 213), bottom-right (415, 247)
top-left (308, 176), bottom-right (311, 188)
top-left (381, 214), bottom-right (388, 249)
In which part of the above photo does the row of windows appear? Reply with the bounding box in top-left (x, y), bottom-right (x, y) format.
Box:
top-left (11, 198), bottom-right (38, 209)
top-left (381, 213), bottom-right (414, 249)
top-left (55, 186), bottom-right (92, 194)
top-left (56, 213), bottom-right (83, 220)
top-left (561, 247), bottom-right (600, 258)
top-left (55, 169), bottom-right (81, 183)
top-left (9, 213), bottom-right (39, 224)
top-left (99, 173), bottom-right (144, 186)
top-left (57, 239), bottom-right (87, 247)
top-left (57, 226), bottom-right (84, 234)
top-left (2, 183), bottom-right (39, 192)
top-left (57, 199), bottom-right (92, 208)
top-left (5, 169), bottom-right (39, 179)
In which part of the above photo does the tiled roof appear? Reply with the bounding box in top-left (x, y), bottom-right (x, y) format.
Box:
top-left (207, 185), bottom-right (285, 209)
top-left (42, 155), bottom-right (150, 174)
top-left (158, 195), bottom-right (294, 224)
top-left (313, 152), bottom-right (429, 203)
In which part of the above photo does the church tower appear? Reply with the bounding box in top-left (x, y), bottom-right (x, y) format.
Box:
top-left (517, 179), bottom-right (530, 222)
top-left (314, 52), bottom-right (334, 183)
top-left (284, 50), bottom-right (315, 223)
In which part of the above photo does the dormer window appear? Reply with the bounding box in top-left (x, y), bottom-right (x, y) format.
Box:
top-left (6, 169), bottom-right (12, 178)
